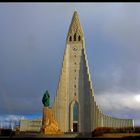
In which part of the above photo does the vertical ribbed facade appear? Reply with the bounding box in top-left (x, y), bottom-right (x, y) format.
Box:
top-left (52, 11), bottom-right (134, 134)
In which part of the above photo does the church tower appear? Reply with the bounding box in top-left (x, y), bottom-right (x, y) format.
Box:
top-left (53, 11), bottom-right (94, 133)
top-left (52, 11), bottom-right (134, 134)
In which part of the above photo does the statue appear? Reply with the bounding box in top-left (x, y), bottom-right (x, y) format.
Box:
top-left (42, 90), bottom-right (50, 107)
top-left (42, 90), bottom-right (63, 134)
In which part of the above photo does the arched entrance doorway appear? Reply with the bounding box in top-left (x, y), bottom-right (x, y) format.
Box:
top-left (73, 101), bottom-right (79, 132)
top-left (69, 100), bottom-right (79, 132)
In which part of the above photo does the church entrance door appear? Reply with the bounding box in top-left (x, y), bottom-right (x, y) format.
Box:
top-left (73, 121), bottom-right (78, 132)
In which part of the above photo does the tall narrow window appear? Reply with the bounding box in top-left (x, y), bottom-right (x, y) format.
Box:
top-left (74, 33), bottom-right (76, 41)
top-left (73, 102), bottom-right (79, 132)
top-left (73, 102), bottom-right (78, 121)
top-left (69, 36), bottom-right (72, 41)
top-left (78, 35), bottom-right (81, 41)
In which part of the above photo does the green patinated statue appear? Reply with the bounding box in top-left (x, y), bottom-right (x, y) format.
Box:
top-left (42, 90), bottom-right (50, 107)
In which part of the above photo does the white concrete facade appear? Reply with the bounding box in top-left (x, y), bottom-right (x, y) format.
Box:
top-left (19, 119), bottom-right (42, 132)
top-left (52, 11), bottom-right (134, 134)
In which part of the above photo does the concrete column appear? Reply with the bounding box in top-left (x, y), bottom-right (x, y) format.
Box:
top-left (106, 116), bottom-right (108, 127)
top-left (107, 116), bottom-right (109, 127)
top-left (93, 101), bottom-right (96, 130)
top-left (107, 116), bottom-right (110, 127)
top-left (104, 115), bottom-right (106, 127)
top-left (120, 119), bottom-right (122, 128)
top-left (98, 110), bottom-right (100, 127)
top-left (114, 118), bottom-right (116, 128)
top-left (110, 117), bottom-right (112, 128)
top-left (95, 105), bottom-right (98, 128)
top-left (122, 119), bottom-right (124, 128)
top-left (114, 119), bottom-right (116, 128)
top-left (127, 120), bottom-right (130, 127)
top-left (129, 120), bottom-right (131, 127)
top-left (99, 110), bottom-right (102, 127)
top-left (103, 115), bottom-right (105, 127)
top-left (112, 117), bottom-right (114, 128)
top-left (132, 120), bottom-right (135, 128)
top-left (118, 119), bottom-right (120, 128)
top-left (92, 100), bottom-right (96, 130)
top-left (91, 98), bottom-right (94, 131)
top-left (110, 117), bottom-right (112, 127)
top-left (108, 116), bottom-right (111, 127)
top-left (95, 103), bottom-right (97, 129)
top-left (96, 108), bottom-right (98, 127)
top-left (101, 113), bottom-right (103, 127)
top-left (112, 118), bottom-right (114, 128)
top-left (125, 120), bottom-right (127, 128)
top-left (105, 115), bottom-right (107, 127)
top-left (124, 120), bottom-right (127, 128)
top-left (116, 119), bottom-right (118, 128)
top-left (97, 108), bottom-right (100, 127)
top-left (127, 120), bottom-right (129, 127)
top-left (122, 119), bottom-right (125, 128)
top-left (126, 120), bottom-right (128, 127)
top-left (130, 120), bottom-right (132, 128)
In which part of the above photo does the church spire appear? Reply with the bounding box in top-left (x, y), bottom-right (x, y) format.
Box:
top-left (67, 11), bottom-right (84, 43)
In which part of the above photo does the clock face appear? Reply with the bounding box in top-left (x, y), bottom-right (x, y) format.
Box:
top-left (73, 46), bottom-right (78, 51)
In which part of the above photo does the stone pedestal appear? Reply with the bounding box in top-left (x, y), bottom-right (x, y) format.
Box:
top-left (42, 107), bottom-right (63, 135)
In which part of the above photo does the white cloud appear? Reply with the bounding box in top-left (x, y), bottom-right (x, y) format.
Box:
top-left (0, 114), bottom-right (26, 122)
top-left (95, 90), bottom-right (140, 119)
top-left (1, 3), bottom-right (140, 125)
top-left (0, 114), bottom-right (26, 129)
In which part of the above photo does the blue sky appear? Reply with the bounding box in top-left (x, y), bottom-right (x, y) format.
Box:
top-left (0, 3), bottom-right (140, 126)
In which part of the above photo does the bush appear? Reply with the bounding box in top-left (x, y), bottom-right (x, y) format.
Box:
top-left (0, 129), bottom-right (12, 136)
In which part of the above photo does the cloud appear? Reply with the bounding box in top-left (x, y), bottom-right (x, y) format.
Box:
top-left (4, 115), bottom-right (25, 122)
top-left (0, 115), bottom-right (25, 122)
top-left (0, 114), bottom-right (26, 129)
top-left (0, 3), bottom-right (140, 125)
top-left (95, 90), bottom-right (140, 122)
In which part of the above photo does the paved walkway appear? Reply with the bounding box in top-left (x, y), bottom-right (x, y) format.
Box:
top-left (40, 133), bottom-right (79, 138)
top-left (11, 132), bottom-right (82, 138)
top-left (0, 132), bottom-right (92, 138)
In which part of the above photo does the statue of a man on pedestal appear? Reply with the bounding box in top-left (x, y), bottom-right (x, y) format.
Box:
top-left (42, 90), bottom-right (50, 107)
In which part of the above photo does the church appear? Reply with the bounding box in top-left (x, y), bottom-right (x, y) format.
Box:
top-left (52, 11), bottom-right (134, 134)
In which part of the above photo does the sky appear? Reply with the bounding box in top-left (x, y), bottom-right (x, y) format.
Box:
top-left (0, 3), bottom-right (140, 126)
